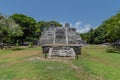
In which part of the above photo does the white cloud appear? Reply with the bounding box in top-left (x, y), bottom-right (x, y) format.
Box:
top-left (75, 21), bottom-right (82, 28)
top-left (60, 22), bottom-right (65, 26)
top-left (78, 24), bottom-right (91, 33)
top-left (60, 21), bottom-right (92, 33)
top-left (73, 21), bottom-right (92, 33)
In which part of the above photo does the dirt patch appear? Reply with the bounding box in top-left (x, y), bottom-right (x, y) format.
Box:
top-left (0, 50), bottom-right (41, 67)
top-left (0, 50), bottom-right (41, 59)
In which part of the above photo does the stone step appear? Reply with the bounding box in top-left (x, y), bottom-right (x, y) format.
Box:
top-left (48, 47), bottom-right (76, 58)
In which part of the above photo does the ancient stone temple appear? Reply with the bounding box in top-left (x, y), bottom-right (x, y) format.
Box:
top-left (39, 23), bottom-right (83, 58)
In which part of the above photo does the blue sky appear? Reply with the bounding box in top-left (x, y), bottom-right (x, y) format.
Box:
top-left (0, 0), bottom-right (120, 33)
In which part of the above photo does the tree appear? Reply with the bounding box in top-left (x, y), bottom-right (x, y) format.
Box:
top-left (80, 33), bottom-right (89, 42)
top-left (0, 22), bottom-right (8, 44)
top-left (87, 28), bottom-right (95, 44)
top-left (0, 16), bottom-right (23, 49)
top-left (36, 20), bottom-right (62, 36)
top-left (81, 12), bottom-right (120, 44)
top-left (100, 12), bottom-right (120, 42)
top-left (10, 14), bottom-right (37, 42)
top-left (36, 21), bottom-right (48, 34)
top-left (8, 18), bottom-right (23, 44)
top-left (0, 15), bottom-right (4, 20)
top-left (48, 20), bottom-right (62, 27)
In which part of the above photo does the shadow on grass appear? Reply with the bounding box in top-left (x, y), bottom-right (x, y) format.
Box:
top-left (106, 48), bottom-right (120, 54)
top-left (11, 47), bottom-right (25, 51)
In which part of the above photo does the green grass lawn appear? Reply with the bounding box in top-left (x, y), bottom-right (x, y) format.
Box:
top-left (73, 45), bottom-right (120, 80)
top-left (0, 45), bottom-right (120, 80)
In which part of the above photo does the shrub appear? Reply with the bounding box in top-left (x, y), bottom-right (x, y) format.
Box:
top-left (16, 40), bottom-right (19, 47)
top-left (28, 42), bottom-right (33, 48)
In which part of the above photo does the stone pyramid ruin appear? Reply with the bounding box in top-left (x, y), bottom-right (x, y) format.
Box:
top-left (39, 23), bottom-right (84, 58)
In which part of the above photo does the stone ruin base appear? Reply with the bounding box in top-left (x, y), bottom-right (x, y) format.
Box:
top-left (48, 47), bottom-right (76, 58)
top-left (42, 46), bottom-right (81, 59)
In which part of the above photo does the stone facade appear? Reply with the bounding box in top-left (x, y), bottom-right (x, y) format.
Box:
top-left (39, 23), bottom-right (83, 58)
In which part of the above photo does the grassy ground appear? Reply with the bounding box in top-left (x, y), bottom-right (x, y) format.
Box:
top-left (0, 45), bottom-right (120, 80)
top-left (73, 45), bottom-right (120, 80)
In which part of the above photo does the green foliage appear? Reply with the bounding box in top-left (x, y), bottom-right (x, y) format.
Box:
top-left (16, 40), bottom-right (19, 47)
top-left (36, 21), bottom-right (48, 36)
top-left (0, 15), bottom-right (4, 19)
top-left (0, 24), bottom-right (8, 42)
top-left (98, 13), bottom-right (120, 43)
top-left (80, 33), bottom-right (89, 42)
top-left (10, 14), bottom-right (62, 43)
top-left (0, 13), bottom-right (61, 46)
top-left (48, 20), bottom-right (62, 27)
top-left (10, 14), bottom-right (37, 42)
top-left (36, 20), bottom-right (62, 36)
top-left (81, 12), bottom-right (120, 44)
top-left (28, 42), bottom-right (33, 48)
top-left (0, 16), bottom-right (23, 45)
top-left (87, 28), bottom-right (95, 44)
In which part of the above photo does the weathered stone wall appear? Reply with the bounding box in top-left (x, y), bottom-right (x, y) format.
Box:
top-left (40, 23), bottom-right (83, 57)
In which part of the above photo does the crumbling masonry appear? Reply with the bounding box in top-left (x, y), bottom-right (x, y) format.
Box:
top-left (39, 23), bottom-right (83, 58)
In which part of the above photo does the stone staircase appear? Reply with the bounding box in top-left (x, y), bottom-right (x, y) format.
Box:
top-left (48, 47), bottom-right (76, 58)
